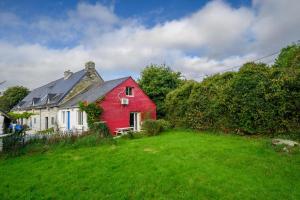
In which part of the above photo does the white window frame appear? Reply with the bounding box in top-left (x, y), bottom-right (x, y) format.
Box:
top-left (77, 111), bottom-right (83, 125)
top-left (51, 117), bottom-right (55, 125)
top-left (62, 111), bottom-right (65, 124)
top-left (125, 86), bottom-right (134, 97)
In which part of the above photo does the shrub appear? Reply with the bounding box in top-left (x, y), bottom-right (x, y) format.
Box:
top-left (36, 127), bottom-right (55, 134)
top-left (157, 119), bottom-right (172, 131)
top-left (79, 101), bottom-right (103, 130)
top-left (93, 122), bottom-right (111, 138)
top-left (165, 81), bottom-right (196, 127)
top-left (142, 119), bottom-right (163, 136)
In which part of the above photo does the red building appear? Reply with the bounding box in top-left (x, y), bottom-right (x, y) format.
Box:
top-left (63, 76), bottom-right (156, 135)
top-left (100, 77), bottom-right (156, 134)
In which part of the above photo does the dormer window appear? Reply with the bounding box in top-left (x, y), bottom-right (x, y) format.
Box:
top-left (32, 98), bottom-right (40, 106)
top-left (125, 87), bottom-right (133, 96)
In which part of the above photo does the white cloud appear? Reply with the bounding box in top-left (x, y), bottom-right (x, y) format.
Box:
top-left (73, 2), bottom-right (118, 24)
top-left (0, 0), bottom-right (300, 90)
top-left (252, 0), bottom-right (300, 52)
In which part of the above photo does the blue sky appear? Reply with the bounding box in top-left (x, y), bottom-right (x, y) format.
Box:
top-left (0, 0), bottom-right (299, 89)
top-left (0, 0), bottom-right (251, 23)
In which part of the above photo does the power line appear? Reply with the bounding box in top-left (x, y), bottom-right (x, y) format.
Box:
top-left (196, 40), bottom-right (300, 79)
top-left (197, 51), bottom-right (280, 79)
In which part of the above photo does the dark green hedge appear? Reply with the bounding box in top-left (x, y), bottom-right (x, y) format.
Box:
top-left (166, 51), bottom-right (300, 136)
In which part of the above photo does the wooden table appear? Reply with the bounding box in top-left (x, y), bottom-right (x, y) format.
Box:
top-left (115, 127), bottom-right (134, 135)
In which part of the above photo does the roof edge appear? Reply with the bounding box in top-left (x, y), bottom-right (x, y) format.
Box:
top-left (60, 76), bottom-right (130, 109)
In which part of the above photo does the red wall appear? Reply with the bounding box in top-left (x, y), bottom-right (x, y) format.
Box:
top-left (99, 77), bottom-right (156, 135)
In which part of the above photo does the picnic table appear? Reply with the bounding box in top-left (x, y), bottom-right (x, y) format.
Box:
top-left (114, 127), bottom-right (134, 135)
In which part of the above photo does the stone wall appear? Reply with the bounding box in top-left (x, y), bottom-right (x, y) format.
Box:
top-left (60, 70), bottom-right (103, 105)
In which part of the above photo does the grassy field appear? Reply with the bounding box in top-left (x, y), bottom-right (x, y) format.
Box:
top-left (0, 130), bottom-right (299, 199)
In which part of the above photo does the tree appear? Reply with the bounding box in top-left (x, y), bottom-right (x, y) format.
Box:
top-left (138, 64), bottom-right (182, 118)
top-left (274, 44), bottom-right (300, 68)
top-left (0, 86), bottom-right (29, 112)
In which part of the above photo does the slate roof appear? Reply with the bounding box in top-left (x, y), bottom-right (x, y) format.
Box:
top-left (13, 69), bottom-right (86, 110)
top-left (61, 77), bottom-right (130, 108)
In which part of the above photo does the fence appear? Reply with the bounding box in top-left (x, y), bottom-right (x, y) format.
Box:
top-left (0, 131), bottom-right (84, 153)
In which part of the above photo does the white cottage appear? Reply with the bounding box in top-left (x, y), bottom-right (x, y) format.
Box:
top-left (12, 62), bottom-right (103, 132)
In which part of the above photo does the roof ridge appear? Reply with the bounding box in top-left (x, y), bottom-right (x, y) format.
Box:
top-left (31, 69), bottom-right (85, 92)
top-left (104, 76), bottom-right (130, 83)
top-left (61, 76), bottom-right (130, 109)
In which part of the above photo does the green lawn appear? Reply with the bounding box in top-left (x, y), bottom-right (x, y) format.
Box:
top-left (0, 130), bottom-right (299, 200)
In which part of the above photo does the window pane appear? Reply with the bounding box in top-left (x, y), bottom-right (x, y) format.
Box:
top-left (62, 111), bottom-right (65, 123)
top-left (78, 111), bottom-right (83, 125)
top-left (126, 87), bottom-right (132, 96)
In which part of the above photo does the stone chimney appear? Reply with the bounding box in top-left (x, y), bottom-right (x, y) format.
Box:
top-left (85, 61), bottom-right (95, 72)
top-left (64, 70), bottom-right (73, 80)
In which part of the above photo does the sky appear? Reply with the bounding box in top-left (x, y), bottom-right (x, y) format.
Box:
top-left (0, 0), bottom-right (299, 90)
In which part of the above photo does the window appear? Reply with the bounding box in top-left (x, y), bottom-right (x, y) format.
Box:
top-left (125, 87), bottom-right (133, 96)
top-left (51, 117), bottom-right (55, 125)
top-left (77, 111), bottom-right (83, 125)
top-left (62, 111), bottom-right (65, 123)
top-left (34, 118), bottom-right (36, 124)
top-left (45, 117), bottom-right (48, 129)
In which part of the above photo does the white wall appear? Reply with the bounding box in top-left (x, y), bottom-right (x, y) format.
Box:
top-left (57, 108), bottom-right (88, 133)
top-left (14, 107), bottom-right (88, 133)
top-left (23, 108), bottom-right (59, 131)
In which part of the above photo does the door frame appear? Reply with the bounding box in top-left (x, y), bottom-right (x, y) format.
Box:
top-left (67, 111), bottom-right (70, 130)
top-left (130, 112), bottom-right (141, 131)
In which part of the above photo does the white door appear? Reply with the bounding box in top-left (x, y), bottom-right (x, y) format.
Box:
top-left (130, 112), bottom-right (141, 131)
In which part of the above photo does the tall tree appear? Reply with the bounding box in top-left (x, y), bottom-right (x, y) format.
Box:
top-left (138, 64), bottom-right (182, 118)
top-left (0, 86), bottom-right (29, 112)
top-left (274, 44), bottom-right (300, 68)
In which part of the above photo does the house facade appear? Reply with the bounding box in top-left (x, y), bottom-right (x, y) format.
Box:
top-left (13, 62), bottom-right (156, 135)
top-left (12, 61), bottom-right (103, 132)
top-left (61, 77), bottom-right (156, 134)
top-left (100, 77), bottom-right (156, 134)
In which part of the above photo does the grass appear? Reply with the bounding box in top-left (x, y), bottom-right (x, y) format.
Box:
top-left (0, 130), bottom-right (299, 199)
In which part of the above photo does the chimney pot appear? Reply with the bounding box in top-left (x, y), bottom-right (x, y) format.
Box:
top-left (64, 70), bottom-right (73, 80)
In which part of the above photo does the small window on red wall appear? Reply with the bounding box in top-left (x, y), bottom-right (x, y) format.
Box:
top-left (126, 87), bottom-right (133, 96)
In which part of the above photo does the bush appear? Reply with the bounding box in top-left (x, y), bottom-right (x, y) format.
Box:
top-left (36, 127), bottom-right (55, 134)
top-left (93, 122), bottom-right (111, 138)
top-left (142, 119), bottom-right (163, 136)
top-left (165, 81), bottom-right (196, 127)
top-left (157, 119), bottom-right (172, 131)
